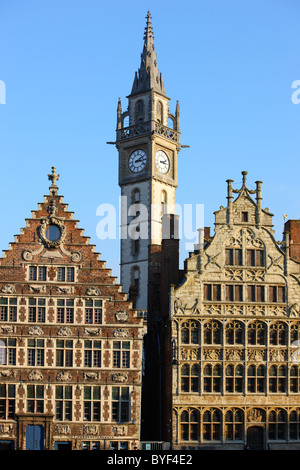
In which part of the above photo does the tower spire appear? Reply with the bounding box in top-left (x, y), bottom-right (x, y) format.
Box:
top-left (130, 11), bottom-right (166, 97)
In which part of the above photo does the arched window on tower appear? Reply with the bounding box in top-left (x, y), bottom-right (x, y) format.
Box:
top-left (157, 101), bottom-right (163, 123)
top-left (161, 190), bottom-right (167, 217)
top-left (131, 267), bottom-right (140, 297)
top-left (136, 100), bottom-right (144, 122)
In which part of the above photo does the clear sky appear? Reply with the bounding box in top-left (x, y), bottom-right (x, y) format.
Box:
top-left (0, 0), bottom-right (299, 280)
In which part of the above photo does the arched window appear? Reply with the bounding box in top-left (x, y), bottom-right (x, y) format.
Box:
top-left (180, 321), bottom-right (200, 345)
top-left (203, 321), bottom-right (222, 345)
top-left (225, 321), bottom-right (244, 345)
top-left (203, 364), bottom-right (221, 393)
top-left (268, 409), bottom-right (287, 440)
top-left (136, 100), bottom-right (144, 122)
top-left (131, 188), bottom-right (140, 204)
top-left (269, 365), bottom-right (286, 393)
top-left (289, 409), bottom-right (300, 440)
top-left (290, 366), bottom-right (300, 393)
top-left (131, 267), bottom-right (140, 296)
top-left (180, 409), bottom-right (199, 442)
top-left (161, 191), bottom-right (167, 217)
top-left (269, 322), bottom-right (287, 346)
top-left (225, 409), bottom-right (244, 441)
top-left (181, 364), bottom-right (200, 393)
top-left (203, 408), bottom-right (221, 441)
top-left (225, 364), bottom-right (243, 393)
top-left (247, 365), bottom-right (265, 393)
top-left (247, 321), bottom-right (266, 345)
top-left (156, 101), bottom-right (163, 123)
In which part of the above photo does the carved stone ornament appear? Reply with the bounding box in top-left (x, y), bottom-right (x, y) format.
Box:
top-left (0, 325), bottom-right (15, 334)
top-left (71, 251), bottom-right (81, 262)
top-left (28, 326), bottom-right (44, 336)
top-left (247, 408), bottom-right (264, 422)
top-left (84, 425), bottom-right (99, 436)
top-left (57, 327), bottom-right (72, 336)
top-left (38, 217), bottom-right (66, 248)
top-left (115, 311), bottom-right (129, 323)
top-left (112, 373), bottom-right (128, 383)
top-left (55, 425), bottom-right (71, 435)
top-left (113, 426), bottom-right (127, 436)
top-left (28, 370), bottom-right (43, 381)
top-left (86, 287), bottom-right (100, 296)
top-left (113, 328), bottom-right (129, 338)
top-left (84, 327), bottom-right (101, 336)
top-left (0, 369), bottom-right (16, 378)
top-left (0, 423), bottom-right (14, 436)
top-left (57, 371), bottom-right (72, 382)
top-left (83, 371), bottom-right (101, 380)
top-left (1, 284), bottom-right (16, 294)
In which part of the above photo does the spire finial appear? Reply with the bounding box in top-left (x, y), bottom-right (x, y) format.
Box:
top-left (48, 166), bottom-right (60, 193)
top-left (144, 11), bottom-right (154, 44)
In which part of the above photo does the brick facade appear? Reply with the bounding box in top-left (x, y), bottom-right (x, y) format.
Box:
top-left (0, 168), bottom-right (143, 450)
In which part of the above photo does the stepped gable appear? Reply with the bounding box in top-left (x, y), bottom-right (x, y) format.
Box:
top-left (0, 167), bottom-right (138, 325)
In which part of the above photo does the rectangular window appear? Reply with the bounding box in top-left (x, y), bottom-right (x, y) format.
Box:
top-left (84, 340), bottom-right (101, 368)
top-left (112, 387), bottom-right (130, 422)
top-left (56, 340), bottom-right (73, 367)
top-left (0, 384), bottom-right (15, 419)
top-left (248, 285), bottom-right (265, 302)
top-left (85, 300), bottom-right (102, 324)
top-left (57, 267), bottom-right (75, 282)
top-left (113, 342), bottom-right (130, 368)
top-left (241, 211), bottom-right (248, 222)
top-left (55, 385), bottom-right (72, 421)
top-left (269, 286), bottom-right (285, 303)
top-left (28, 298), bottom-right (46, 322)
top-left (27, 385), bottom-right (44, 413)
top-left (204, 284), bottom-right (221, 301)
top-left (83, 386), bottom-right (101, 422)
top-left (246, 249), bottom-right (264, 267)
top-left (225, 249), bottom-right (242, 266)
top-left (225, 285), bottom-right (243, 302)
top-left (29, 266), bottom-right (37, 281)
top-left (27, 339), bottom-right (44, 366)
top-left (0, 298), bottom-right (17, 322)
top-left (57, 299), bottom-right (74, 323)
top-left (38, 266), bottom-right (47, 281)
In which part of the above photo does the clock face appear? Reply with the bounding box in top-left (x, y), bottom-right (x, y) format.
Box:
top-left (128, 149), bottom-right (147, 173)
top-left (155, 150), bottom-right (169, 174)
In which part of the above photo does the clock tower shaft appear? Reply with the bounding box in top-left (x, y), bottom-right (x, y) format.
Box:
top-left (116, 12), bottom-right (181, 311)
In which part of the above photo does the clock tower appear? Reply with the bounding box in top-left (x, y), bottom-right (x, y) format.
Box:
top-left (116, 12), bottom-right (181, 311)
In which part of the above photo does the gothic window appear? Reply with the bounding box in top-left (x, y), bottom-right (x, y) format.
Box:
top-left (225, 365), bottom-right (243, 393)
top-left (204, 284), bottom-right (221, 301)
top-left (225, 248), bottom-right (242, 266)
top-left (203, 409), bottom-right (221, 441)
top-left (247, 321), bottom-right (266, 345)
top-left (269, 365), bottom-right (286, 393)
top-left (83, 386), bottom-right (101, 422)
top-left (55, 385), bottom-right (73, 421)
top-left (289, 409), bottom-right (300, 440)
top-left (225, 321), bottom-right (244, 344)
top-left (181, 364), bottom-right (200, 393)
top-left (269, 322), bottom-right (287, 346)
top-left (268, 409), bottom-right (287, 440)
top-left (225, 409), bottom-right (243, 441)
top-left (84, 340), bottom-right (101, 368)
top-left (180, 409), bottom-right (200, 441)
top-left (203, 321), bottom-right (222, 345)
top-left (112, 387), bottom-right (130, 422)
top-left (203, 364), bottom-right (221, 393)
top-left (225, 285), bottom-right (243, 302)
top-left (290, 366), bottom-right (300, 393)
top-left (156, 101), bottom-right (163, 123)
top-left (247, 365), bottom-right (265, 393)
top-left (0, 384), bottom-right (15, 420)
top-left (269, 285), bottom-right (285, 303)
top-left (180, 321), bottom-right (200, 345)
top-left (27, 385), bottom-right (44, 413)
top-left (56, 339), bottom-right (73, 367)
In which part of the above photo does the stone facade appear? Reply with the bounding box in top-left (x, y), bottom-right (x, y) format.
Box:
top-left (0, 168), bottom-right (143, 450)
top-left (168, 172), bottom-right (300, 450)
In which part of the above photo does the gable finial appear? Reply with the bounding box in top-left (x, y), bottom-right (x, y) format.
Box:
top-left (48, 166), bottom-right (60, 193)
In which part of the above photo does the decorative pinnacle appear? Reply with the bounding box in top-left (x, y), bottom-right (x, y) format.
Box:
top-left (144, 11), bottom-right (154, 44)
top-left (48, 166), bottom-right (60, 188)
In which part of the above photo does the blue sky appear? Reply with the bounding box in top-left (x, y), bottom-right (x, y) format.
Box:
top-left (0, 0), bottom-right (299, 279)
